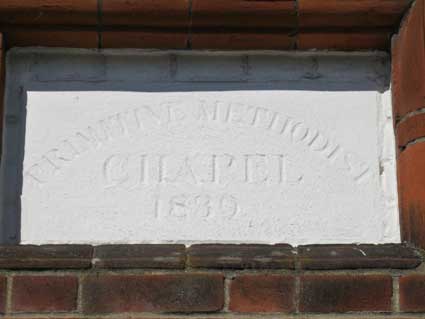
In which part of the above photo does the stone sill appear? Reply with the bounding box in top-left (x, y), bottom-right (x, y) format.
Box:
top-left (0, 244), bottom-right (421, 270)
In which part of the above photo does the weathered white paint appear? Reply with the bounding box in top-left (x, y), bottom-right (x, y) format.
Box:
top-left (1, 49), bottom-right (400, 245)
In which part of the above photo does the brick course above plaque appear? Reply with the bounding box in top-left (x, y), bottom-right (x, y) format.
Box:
top-left (0, 0), bottom-right (413, 50)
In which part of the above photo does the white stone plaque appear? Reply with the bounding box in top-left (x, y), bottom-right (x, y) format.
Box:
top-left (1, 49), bottom-right (400, 244)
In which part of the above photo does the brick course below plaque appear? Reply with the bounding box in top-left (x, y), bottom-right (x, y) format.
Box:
top-left (0, 244), bottom-right (421, 317)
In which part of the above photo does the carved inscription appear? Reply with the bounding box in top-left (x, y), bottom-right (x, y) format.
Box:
top-left (13, 50), bottom-right (401, 245)
top-left (24, 99), bottom-right (371, 190)
top-left (22, 99), bottom-right (373, 223)
top-left (154, 194), bottom-right (239, 220)
top-left (103, 153), bottom-right (290, 188)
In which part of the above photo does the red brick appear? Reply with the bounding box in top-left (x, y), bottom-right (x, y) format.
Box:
top-left (299, 275), bottom-right (392, 313)
top-left (102, 0), bottom-right (189, 27)
top-left (0, 245), bottom-right (93, 269)
top-left (298, 31), bottom-right (390, 51)
top-left (400, 275), bottom-right (425, 312)
top-left (398, 142), bottom-right (425, 249)
top-left (5, 29), bottom-right (98, 49)
top-left (93, 244), bottom-right (186, 269)
top-left (298, 0), bottom-right (411, 28)
top-left (192, 32), bottom-right (294, 50)
top-left (188, 244), bottom-right (295, 269)
top-left (229, 275), bottom-right (295, 313)
top-left (392, 0), bottom-right (425, 120)
top-left (101, 30), bottom-right (187, 49)
top-left (192, 0), bottom-right (296, 28)
top-left (298, 244), bottom-right (421, 270)
top-left (392, 0), bottom-right (425, 250)
top-left (12, 276), bottom-right (78, 312)
top-left (0, 0), bottom-right (97, 26)
top-left (397, 113), bottom-right (425, 149)
top-left (0, 277), bottom-right (7, 314)
top-left (82, 274), bottom-right (224, 314)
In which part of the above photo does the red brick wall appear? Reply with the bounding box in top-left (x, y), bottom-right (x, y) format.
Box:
top-left (393, 0), bottom-right (425, 249)
top-left (0, 1), bottom-right (423, 318)
top-left (0, 0), bottom-right (412, 50)
top-left (0, 244), bottom-right (422, 317)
